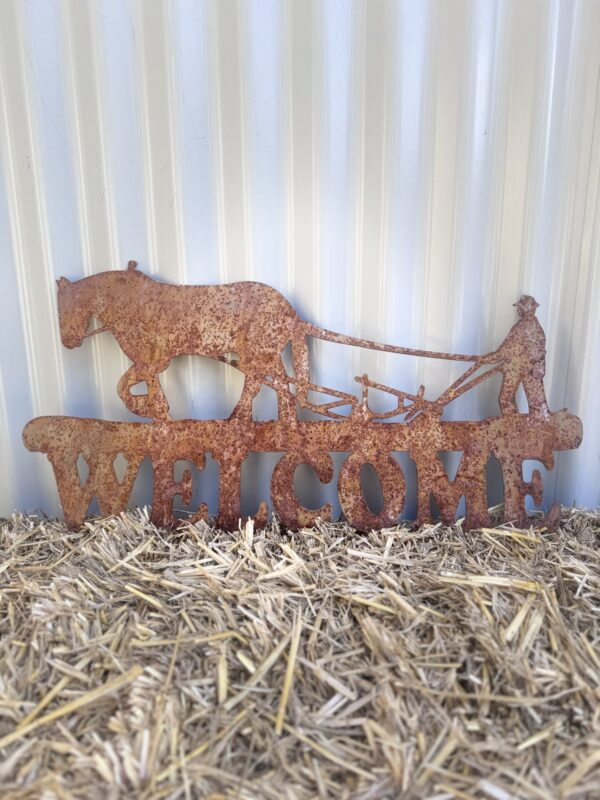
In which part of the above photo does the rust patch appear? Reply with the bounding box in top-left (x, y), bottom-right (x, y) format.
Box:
top-left (23, 265), bottom-right (582, 530)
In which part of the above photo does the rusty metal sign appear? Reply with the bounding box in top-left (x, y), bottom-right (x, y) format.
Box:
top-left (23, 262), bottom-right (582, 530)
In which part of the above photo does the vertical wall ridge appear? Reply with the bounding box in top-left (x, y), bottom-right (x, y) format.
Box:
top-left (1, 0), bottom-right (599, 516)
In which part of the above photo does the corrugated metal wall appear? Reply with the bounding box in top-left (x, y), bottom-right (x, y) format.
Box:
top-left (1, 0), bottom-right (599, 519)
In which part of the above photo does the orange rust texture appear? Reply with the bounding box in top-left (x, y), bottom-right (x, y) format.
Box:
top-left (23, 411), bottom-right (582, 531)
top-left (20, 264), bottom-right (583, 531)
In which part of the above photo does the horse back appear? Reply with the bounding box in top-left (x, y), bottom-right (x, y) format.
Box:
top-left (134, 278), bottom-right (299, 359)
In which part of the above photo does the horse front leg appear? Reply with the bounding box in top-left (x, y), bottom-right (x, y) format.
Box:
top-left (118, 365), bottom-right (172, 421)
top-left (229, 373), bottom-right (261, 421)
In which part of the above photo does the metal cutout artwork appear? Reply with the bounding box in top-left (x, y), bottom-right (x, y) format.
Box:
top-left (23, 262), bottom-right (582, 530)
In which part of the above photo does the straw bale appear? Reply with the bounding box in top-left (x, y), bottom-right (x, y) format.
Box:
top-left (1, 507), bottom-right (599, 798)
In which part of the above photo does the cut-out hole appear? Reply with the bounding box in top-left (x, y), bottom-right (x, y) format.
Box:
top-left (295, 452), bottom-right (347, 521)
top-left (166, 355), bottom-right (244, 420)
top-left (392, 452), bottom-right (417, 520)
top-left (113, 453), bottom-right (128, 484)
top-left (172, 459), bottom-right (196, 515)
top-left (515, 384), bottom-right (529, 414)
top-left (198, 453), bottom-right (220, 517)
top-left (131, 381), bottom-right (148, 396)
top-left (297, 393), bottom-right (353, 421)
top-left (85, 316), bottom-right (104, 335)
top-left (281, 341), bottom-right (294, 378)
top-left (364, 385), bottom-right (401, 417)
top-left (359, 463), bottom-right (384, 515)
top-left (241, 452), bottom-right (282, 517)
top-left (523, 459), bottom-right (549, 511)
top-left (86, 496), bottom-right (100, 517)
top-left (77, 454), bottom-right (89, 486)
top-left (252, 383), bottom-right (279, 421)
top-left (486, 455), bottom-right (503, 509)
top-left (428, 452), bottom-right (466, 521)
top-left (172, 455), bottom-right (220, 518)
top-left (442, 368), bottom-right (503, 421)
top-left (293, 462), bottom-right (328, 511)
top-left (128, 457), bottom-right (154, 510)
top-left (429, 492), bottom-right (465, 522)
top-left (437, 451), bottom-right (463, 482)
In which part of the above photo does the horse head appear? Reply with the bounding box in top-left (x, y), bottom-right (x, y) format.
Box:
top-left (56, 262), bottom-right (142, 349)
top-left (56, 276), bottom-right (94, 349)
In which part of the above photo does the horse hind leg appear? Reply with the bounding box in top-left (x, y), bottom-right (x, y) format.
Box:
top-left (147, 373), bottom-right (172, 420)
top-left (290, 335), bottom-right (356, 418)
top-left (265, 363), bottom-right (297, 422)
top-left (118, 365), bottom-right (172, 421)
top-left (229, 372), bottom-right (262, 421)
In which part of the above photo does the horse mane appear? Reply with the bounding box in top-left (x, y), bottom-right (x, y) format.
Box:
top-left (56, 265), bottom-right (149, 321)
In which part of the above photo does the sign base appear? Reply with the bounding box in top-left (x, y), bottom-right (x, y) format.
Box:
top-left (23, 410), bottom-right (582, 531)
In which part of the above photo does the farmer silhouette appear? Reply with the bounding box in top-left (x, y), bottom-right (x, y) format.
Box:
top-left (410, 294), bottom-right (550, 419)
top-left (494, 295), bottom-right (548, 416)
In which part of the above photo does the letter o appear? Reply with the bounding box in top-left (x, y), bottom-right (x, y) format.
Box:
top-left (338, 451), bottom-right (405, 529)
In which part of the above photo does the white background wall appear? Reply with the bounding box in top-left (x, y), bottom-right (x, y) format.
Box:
top-left (0, 0), bottom-right (599, 520)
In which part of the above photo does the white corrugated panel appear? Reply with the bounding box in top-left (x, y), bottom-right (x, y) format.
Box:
top-left (0, 0), bottom-right (599, 519)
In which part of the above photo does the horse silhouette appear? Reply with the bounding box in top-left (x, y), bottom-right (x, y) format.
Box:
top-left (56, 261), bottom-right (475, 422)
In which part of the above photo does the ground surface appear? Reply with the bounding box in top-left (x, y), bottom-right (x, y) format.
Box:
top-left (0, 509), bottom-right (599, 799)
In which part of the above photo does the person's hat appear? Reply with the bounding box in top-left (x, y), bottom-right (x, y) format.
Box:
top-left (513, 295), bottom-right (539, 311)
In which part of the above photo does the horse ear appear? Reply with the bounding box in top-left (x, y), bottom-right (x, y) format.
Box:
top-left (127, 260), bottom-right (138, 271)
top-left (56, 277), bottom-right (70, 288)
